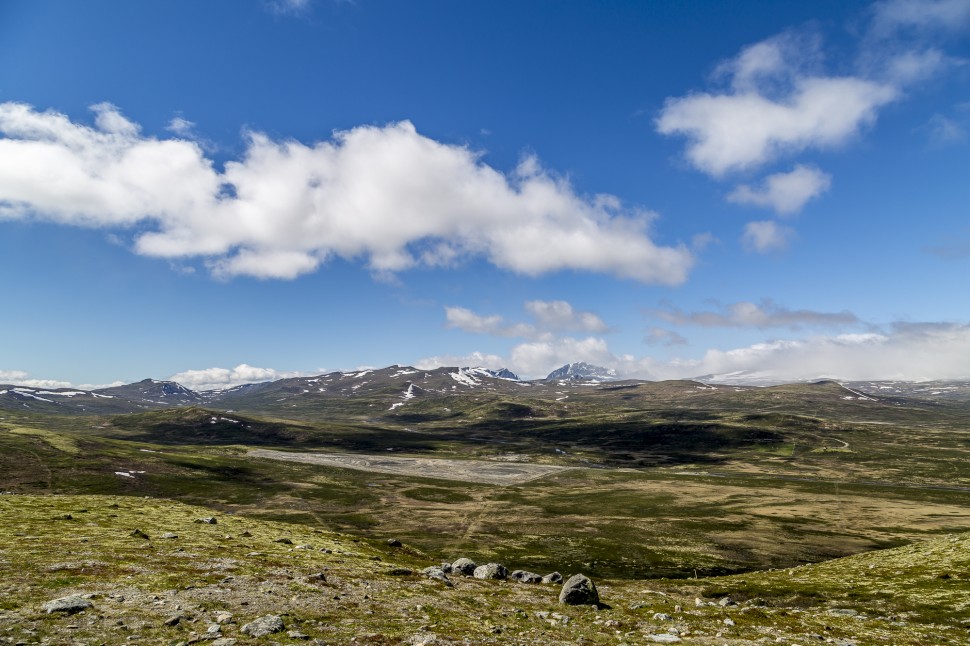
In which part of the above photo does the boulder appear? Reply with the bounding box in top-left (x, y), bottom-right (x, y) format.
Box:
top-left (542, 572), bottom-right (563, 584)
top-left (42, 595), bottom-right (93, 614)
top-left (241, 614), bottom-right (285, 637)
top-left (558, 574), bottom-right (600, 606)
top-left (451, 557), bottom-right (477, 576)
top-left (510, 570), bottom-right (543, 584)
top-left (473, 563), bottom-right (508, 580)
top-left (420, 566), bottom-right (453, 587)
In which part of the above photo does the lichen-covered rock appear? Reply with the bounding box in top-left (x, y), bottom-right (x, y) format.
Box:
top-left (451, 557), bottom-right (477, 576)
top-left (421, 566), bottom-right (453, 587)
top-left (542, 571), bottom-right (563, 584)
top-left (473, 563), bottom-right (508, 580)
top-left (510, 569), bottom-right (543, 584)
top-left (559, 573), bottom-right (600, 606)
top-left (241, 614), bottom-right (284, 637)
top-left (42, 594), bottom-right (93, 614)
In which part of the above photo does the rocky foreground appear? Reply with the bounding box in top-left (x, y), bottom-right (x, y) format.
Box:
top-left (0, 494), bottom-right (968, 645)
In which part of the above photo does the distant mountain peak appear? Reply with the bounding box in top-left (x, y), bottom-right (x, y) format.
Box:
top-left (546, 362), bottom-right (617, 382)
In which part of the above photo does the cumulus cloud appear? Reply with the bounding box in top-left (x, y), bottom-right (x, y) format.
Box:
top-left (741, 220), bottom-right (793, 253)
top-left (656, 31), bottom-right (897, 176)
top-left (0, 102), bottom-right (693, 284)
top-left (652, 299), bottom-right (859, 329)
top-left (728, 164), bottom-right (831, 215)
top-left (445, 300), bottom-right (608, 339)
top-left (923, 113), bottom-right (967, 145)
top-left (168, 363), bottom-right (308, 390)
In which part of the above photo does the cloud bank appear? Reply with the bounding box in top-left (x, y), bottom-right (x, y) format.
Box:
top-left (0, 102), bottom-right (693, 284)
top-left (167, 363), bottom-right (309, 391)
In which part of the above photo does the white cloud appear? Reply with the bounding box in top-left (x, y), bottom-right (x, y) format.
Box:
top-left (523, 300), bottom-right (608, 333)
top-left (644, 327), bottom-right (689, 347)
top-left (652, 299), bottom-right (859, 329)
top-left (741, 220), bottom-right (793, 253)
top-left (420, 321), bottom-right (970, 382)
top-left (924, 113), bottom-right (967, 145)
top-left (508, 337), bottom-right (616, 378)
top-left (444, 307), bottom-right (533, 338)
top-left (0, 370), bottom-right (73, 389)
top-left (414, 351), bottom-right (507, 372)
top-left (445, 300), bottom-right (607, 339)
top-left (168, 363), bottom-right (308, 390)
top-left (166, 117), bottom-right (196, 138)
top-left (728, 165), bottom-right (832, 215)
top-left (657, 73), bottom-right (896, 176)
top-left (870, 0), bottom-right (970, 37)
top-left (0, 102), bottom-right (693, 285)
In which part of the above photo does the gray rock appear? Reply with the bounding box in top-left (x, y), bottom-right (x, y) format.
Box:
top-left (42, 595), bottom-right (93, 614)
top-left (645, 635), bottom-right (681, 643)
top-left (451, 557), bottom-right (477, 576)
top-left (420, 566), bottom-right (453, 587)
top-left (558, 574), bottom-right (599, 606)
top-left (542, 571), bottom-right (563, 584)
top-left (241, 614), bottom-right (285, 637)
top-left (160, 532), bottom-right (179, 539)
top-left (473, 563), bottom-right (508, 580)
top-left (215, 611), bottom-right (234, 624)
top-left (439, 562), bottom-right (453, 574)
top-left (386, 538), bottom-right (402, 547)
top-left (510, 570), bottom-right (543, 584)
top-left (652, 612), bottom-right (672, 621)
top-left (211, 640), bottom-right (237, 646)
top-left (195, 517), bottom-right (218, 524)
top-left (163, 614), bottom-right (183, 626)
top-left (718, 596), bottom-right (736, 607)
top-left (288, 630), bottom-right (311, 640)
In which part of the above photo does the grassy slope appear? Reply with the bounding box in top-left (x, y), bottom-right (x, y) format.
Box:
top-left (0, 494), bottom-right (967, 645)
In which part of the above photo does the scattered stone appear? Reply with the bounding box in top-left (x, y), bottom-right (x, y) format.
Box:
top-left (388, 568), bottom-right (414, 576)
top-left (439, 562), bottom-right (453, 574)
top-left (274, 537), bottom-right (293, 545)
top-left (451, 557), bottom-right (477, 576)
top-left (288, 630), bottom-right (311, 640)
top-left (42, 595), bottom-right (93, 614)
top-left (240, 614), bottom-right (285, 637)
top-left (718, 597), bottom-right (736, 607)
top-left (206, 623), bottom-right (222, 635)
top-left (214, 611), bottom-right (233, 624)
top-left (652, 612), bottom-right (672, 621)
top-left (240, 531), bottom-right (252, 537)
top-left (386, 538), bottom-right (402, 547)
top-left (828, 608), bottom-right (860, 617)
top-left (195, 517), bottom-right (217, 524)
top-left (559, 574), bottom-right (600, 606)
top-left (645, 635), bottom-right (681, 643)
top-left (130, 528), bottom-right (150, 539)
top-left (542, 572), bottom-right (563, 584)
top-left (305, 572), bottom-right (327, 583)
top-left (60, 513), bottom-right (73, 520)
top-left (160, 532), bottom-right (179, 539)
top-left (722, 617), bottom-right (735, 626)
top-left (473, 563), bottom-right (508, 580)
top-left (211, 639), bottom-right (237, 646)
top-left (163, 614), bottom-right (183, 627)
top-left (510, 570), bottom-right (543, 584)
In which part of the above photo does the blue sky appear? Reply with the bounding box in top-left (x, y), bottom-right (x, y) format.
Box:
top-left (1, 0), bottom-right (969, 389)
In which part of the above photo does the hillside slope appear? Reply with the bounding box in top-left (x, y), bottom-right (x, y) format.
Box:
top-left (1, 494), bottom-right (967, 645)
